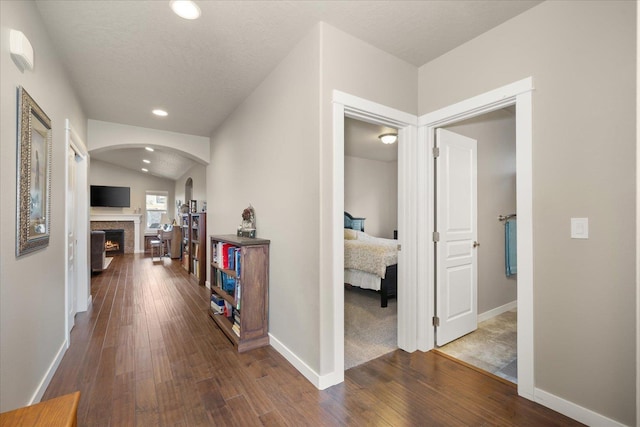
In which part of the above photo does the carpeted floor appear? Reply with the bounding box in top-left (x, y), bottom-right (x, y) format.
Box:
top-left (344, 286), bottom-right (397, 370)
top-left (437, 309), bottom-right (518, 383)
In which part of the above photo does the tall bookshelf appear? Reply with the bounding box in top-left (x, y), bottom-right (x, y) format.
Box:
top-left (209, 234), bottom-right (269, 352)
top-left (180, 212), bottom-right (206, 285)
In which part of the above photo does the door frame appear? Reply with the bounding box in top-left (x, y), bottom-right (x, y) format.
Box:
top-left (327, 90), bottom-right (418, 388)
top-left (64, 119), bottom-right (90, 347)
top-left (418, 77), bottom-right (534, 399)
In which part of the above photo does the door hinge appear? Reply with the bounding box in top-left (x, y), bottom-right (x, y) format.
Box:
top-left (432, 316), bottom-right (440, 327)
top-left (432, 231), bottom-right (440, 242)
top-left (433, 147), bottom-right (440, 158)
top-left (397, 244), bottom-right (401, 251)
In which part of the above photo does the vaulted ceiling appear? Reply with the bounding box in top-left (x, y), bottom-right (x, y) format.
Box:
top-left (36, 0), bottom-right (541, 178)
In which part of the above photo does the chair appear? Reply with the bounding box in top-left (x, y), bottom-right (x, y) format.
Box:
top-left (150, 238), bottom-right (163, 261)
top-left (159, 229), bottom-right (173, 257)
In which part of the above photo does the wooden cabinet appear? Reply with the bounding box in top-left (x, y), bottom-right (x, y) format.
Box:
top-left (209, 234), bottom-right (269, 352)
top-left (180, 213), bottom-right (206, 285)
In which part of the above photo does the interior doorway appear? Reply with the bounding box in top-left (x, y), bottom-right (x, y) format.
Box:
top-left (419, 77), bottom-right (534, 399)
top-left (433, 109), bottom-right (518, 383)
top-left (65, 119), bottom-right (90, 348)
top-left (343, 117), bottom-right (399, 370)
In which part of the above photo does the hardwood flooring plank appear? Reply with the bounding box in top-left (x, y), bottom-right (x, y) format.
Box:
top-left (41, 254), bottom-right (583, 427)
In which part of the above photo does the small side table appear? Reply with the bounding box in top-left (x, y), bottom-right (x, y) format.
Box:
top-left (0, 391), bottom-right (80, 426)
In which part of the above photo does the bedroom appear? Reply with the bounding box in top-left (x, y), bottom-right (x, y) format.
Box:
top-left (343, 117), bottom-right (399, 369)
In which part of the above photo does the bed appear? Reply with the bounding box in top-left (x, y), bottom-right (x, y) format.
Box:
top-left (344, 212), bottom-right (398, 307)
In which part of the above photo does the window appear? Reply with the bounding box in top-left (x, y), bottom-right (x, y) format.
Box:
top-left (146, 191), bottom-right (168, 232)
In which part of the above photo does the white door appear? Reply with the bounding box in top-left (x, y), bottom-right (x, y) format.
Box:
top-left (66, 147), bottom-right (77, 336)
top-left (435, 128), bottom-right (478, 346)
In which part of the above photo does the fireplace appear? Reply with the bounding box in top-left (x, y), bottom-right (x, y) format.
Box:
top-left (103, 229), bottom-right (124, 255)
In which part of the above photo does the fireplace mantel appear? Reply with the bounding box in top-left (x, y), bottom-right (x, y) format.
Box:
top-left (90, 214), bottom-right (142, 253)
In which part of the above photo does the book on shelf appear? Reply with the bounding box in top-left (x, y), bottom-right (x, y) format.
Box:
top-left (227, 246), bottom-right (235, 270)
top-left (234, 281), bottom-right (241, 310)
top-left (223, 301), bottom-right (234, 318)
top-left (220, 271), bottom-right (235, 293)
top-left (234, 248), bottom-right (241, 277)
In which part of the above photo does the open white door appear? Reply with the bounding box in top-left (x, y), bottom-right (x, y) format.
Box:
top-left (435, 128), bottom-right (478, 346)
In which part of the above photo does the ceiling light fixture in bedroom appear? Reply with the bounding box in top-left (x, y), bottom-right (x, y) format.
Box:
top-left (170, 1), bottom-right (201, 20)
top-left (378, 133), bottom-right (398, 144)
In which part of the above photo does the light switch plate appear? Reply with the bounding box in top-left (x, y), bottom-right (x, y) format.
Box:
top-left (571, 218), bottom-right (588, 239)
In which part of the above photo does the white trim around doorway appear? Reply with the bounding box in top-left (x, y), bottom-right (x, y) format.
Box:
top-left (417, 77), bottom-right (535, 399)
top-left (325, 90), bottom-right (417, 389)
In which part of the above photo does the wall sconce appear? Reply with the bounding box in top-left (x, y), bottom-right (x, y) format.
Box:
top-left (378, 133), bottom-right (398, 144)
top-left (10, 30), bottom-right (34, 72)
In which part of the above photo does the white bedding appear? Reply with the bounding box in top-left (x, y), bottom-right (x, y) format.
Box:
top-left (344, 268), bottom-right (381, 291)
top-left (344, 230), bottom-right (398, 289)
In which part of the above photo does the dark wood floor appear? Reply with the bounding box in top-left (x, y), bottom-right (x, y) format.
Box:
top-left (43, 254), bottom-right (581, 426)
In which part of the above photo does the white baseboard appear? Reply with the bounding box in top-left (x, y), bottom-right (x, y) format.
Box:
top-left (268, 333), bottom-right (343, 390)
top-left (478, 300), bottom-right (517, 323)
top-left (29, 339), bottom-right (68, 405)
top-left (535, 388), bottom-right (628, 427)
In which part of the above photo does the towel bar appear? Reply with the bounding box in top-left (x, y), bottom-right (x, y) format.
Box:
top-left (498, 214), bottom-right (517, 222)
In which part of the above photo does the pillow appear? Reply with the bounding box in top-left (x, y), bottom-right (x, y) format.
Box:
top-left (344, 228), bottom-right (358, 240)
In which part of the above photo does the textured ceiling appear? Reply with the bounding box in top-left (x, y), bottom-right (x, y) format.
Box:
top-left (35, 0), bottom-right (541, 178)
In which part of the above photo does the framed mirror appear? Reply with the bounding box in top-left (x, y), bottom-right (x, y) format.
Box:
top-left (16, 86), bottom-right (52, 256)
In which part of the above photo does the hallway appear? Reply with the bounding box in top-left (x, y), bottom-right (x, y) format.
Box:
top-left (42, 254), bottom-right (580, 426)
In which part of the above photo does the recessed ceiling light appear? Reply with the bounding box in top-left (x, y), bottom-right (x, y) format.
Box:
top-left (141, 168), bottom-right (149, 172)
top-left (145, 147), bottom-right (155, 152)
top-left (170, 0), bottom-right (201, 20)
top-left (143, 159), bottom-right (151, 164)
top-left (152, 109), bottom-right (168, 117)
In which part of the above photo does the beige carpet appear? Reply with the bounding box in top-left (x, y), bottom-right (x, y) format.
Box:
top-left (437, 309), bottom-right (517, 383)
top-left (344, 286), bottom-right (397, 370)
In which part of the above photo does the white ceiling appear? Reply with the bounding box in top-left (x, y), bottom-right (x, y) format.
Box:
top-left (91, 147), bottom-right (198, 181)
top-left (35, 0), bottom-right (541, 178)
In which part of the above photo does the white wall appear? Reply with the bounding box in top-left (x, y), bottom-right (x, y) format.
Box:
top-left (174, 163), bottom-right (207, 218)
top-left (445, 109), bottom-right (517, 315)
top-left (419, 1), bottom-right (636, 424)
top-left (344, 156), bottom-right (397, 239)
top-left (208, 25), bottom-right (322, 369)
top-left (90, 159), bottom-right (175, 240)
top-left (0, 1), bottom-right (87, 411)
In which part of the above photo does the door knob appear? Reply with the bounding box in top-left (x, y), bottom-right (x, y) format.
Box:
top-left (473, 241), bottom-right (480, 248)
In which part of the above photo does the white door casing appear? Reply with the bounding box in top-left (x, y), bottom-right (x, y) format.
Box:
top-left (418, 77), bottom-right (534, 399)
top-left (435, 128), bottom-right (478, 346)
top-left (66, 146), bottom-right (77, 336)
top-left (65, 119), bottom-right (90, 350)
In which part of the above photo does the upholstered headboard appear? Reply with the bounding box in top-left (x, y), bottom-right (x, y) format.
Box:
top-left (344, 211), bottom-right (365, 232)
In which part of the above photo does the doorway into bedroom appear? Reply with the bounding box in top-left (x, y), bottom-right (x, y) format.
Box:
top-left (343, 117), bottom-right (399, 370)
top-left (433, 108), bottom-right (518, 383)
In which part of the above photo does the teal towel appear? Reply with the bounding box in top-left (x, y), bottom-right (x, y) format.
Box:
top-left (505, 219), bottom-right (517, 276)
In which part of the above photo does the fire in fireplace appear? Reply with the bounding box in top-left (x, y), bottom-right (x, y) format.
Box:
top-left (103, 229), bottom-right (125, 255)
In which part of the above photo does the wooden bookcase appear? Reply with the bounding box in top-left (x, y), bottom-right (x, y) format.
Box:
top-left (180, 212), bottom-right (206, 285)
top-left (209, 234), bottom-right (269, 352)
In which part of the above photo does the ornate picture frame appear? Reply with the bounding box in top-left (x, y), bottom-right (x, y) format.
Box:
top-left (16, 86), bottom-right (52, 256)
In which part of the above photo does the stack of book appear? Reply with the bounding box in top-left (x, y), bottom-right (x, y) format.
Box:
top-left (210, 293), bottom-right (224, 314)
top-left (232, 309), bottom-right (241, 336)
